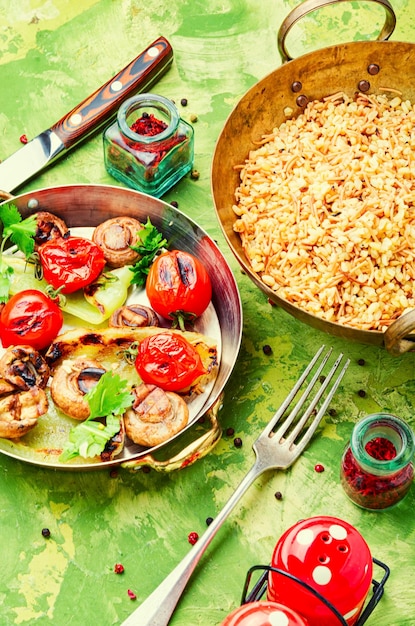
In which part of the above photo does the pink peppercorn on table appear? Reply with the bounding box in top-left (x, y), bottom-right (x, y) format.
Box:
top-left (0, 1), bottom-right (415, 625)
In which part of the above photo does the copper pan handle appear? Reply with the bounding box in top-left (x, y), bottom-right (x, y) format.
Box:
top-left (384, 314), bottom-right (415, 356)
top-left (278, 0), bottom-right (397, 63)
top-left (121, 395), bottom-right (223, 473)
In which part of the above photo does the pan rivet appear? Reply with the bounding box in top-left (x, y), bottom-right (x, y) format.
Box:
top-left (358, 80), bottom-right (370, 92)
top-left (296, 94), bottom-right (309, 108)
top-left (291, 81), bottom-right (302, 93)
top-left (27, 198), bottom-right (39, 210)
top-left (367, 64), bottom-right (380, 75)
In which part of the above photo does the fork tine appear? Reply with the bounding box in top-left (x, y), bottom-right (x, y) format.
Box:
top-left (285, 353), bottom-right (350, 449)
top-left (272, 346), bottom-right (333, 441)
top-left (260, 345), bottom-right (327, 439)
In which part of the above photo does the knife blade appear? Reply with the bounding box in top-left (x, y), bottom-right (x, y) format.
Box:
top-left (0, 36), bottom-right (173, 193)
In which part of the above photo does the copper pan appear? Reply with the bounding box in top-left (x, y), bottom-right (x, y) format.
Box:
top-left (212, 0), bottom-right (415, 356)
top-left (0, 184), bottom-right (242, 470)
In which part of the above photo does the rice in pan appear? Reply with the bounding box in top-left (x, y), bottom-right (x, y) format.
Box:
top-left (232, 91), bottom-right (415, 332)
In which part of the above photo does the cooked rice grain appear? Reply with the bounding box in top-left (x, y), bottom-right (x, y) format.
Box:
top-left (232, 92), bottom-right (415, 331)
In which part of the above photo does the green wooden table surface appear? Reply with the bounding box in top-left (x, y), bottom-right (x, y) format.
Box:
top-left (1, 1), bottom-right (415, 624)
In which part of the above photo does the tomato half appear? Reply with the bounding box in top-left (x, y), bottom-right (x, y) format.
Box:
top-left (0, 289), bottom-right (63, 351)
top-left (134, 332), bottom-right (206, 392)
top-left (38, 236), bottom-right (106, 294)
top-left (146, 250), bottom-right (212, 325)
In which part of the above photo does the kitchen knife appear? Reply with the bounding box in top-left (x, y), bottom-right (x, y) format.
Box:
top-left (0, 36), bottom-right (173, 193)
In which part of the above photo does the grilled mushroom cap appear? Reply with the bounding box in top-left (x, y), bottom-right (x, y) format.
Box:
top-left (109, 304), bottom-right (159, 328)
top-left (0, 346), bottom-right (50, 390)
top-left (92, 216), bottom-right (143, 268)
top-left (0, 378), bottom-right (17, 396)
top-left (0, 387), bottom-right (48, 439)
top-left (124, 383), bottom-right (189, 447)
top-left (34, 211), bottom-right (69, 249)
top-left (51, 358), bottom-right (106, 420)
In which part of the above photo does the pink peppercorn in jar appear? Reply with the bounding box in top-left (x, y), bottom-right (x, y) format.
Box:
top-left (340, 413), bottom-right (415, 510)
top-left (103, 94), bottom-right (194, 197)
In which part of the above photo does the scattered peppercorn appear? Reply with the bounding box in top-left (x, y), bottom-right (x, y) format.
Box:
top-left (274, 491), bottom-right (283, 500)
top-left (319, 375), bottom-right (326, 384)
top-left (20, 134), bottom-right (28, 144)
top-left (41, 528), bottom-right (51, 538)
top-left (188, 531), bottom-right (199, 545)
top-left (262, 344), bottom-right (272, 356)
top-left (114, 563), bottom-right (124, 574)
top-left (109, 469), bottom-right (118, 478)
top-left (357, 389), bottom-right (367, 397)
top-left (190, 169), bottom-right (200, 180)
top-left (141, 465), bottom-right (151, 473)
top-left (314, 464), bottom-right (325, 473)
top-left (226, 427), bottom-right (235, 437)
top-left (189, 113), bottom-right (198, 123)
top-left (206, 517), bottom-right (214, 526)
top-left (357, 358), bottom-right (365, 366)
top-left (170, 200), bottom-right (179, 208)
top-left (328, 408), bottom-right (337, 417)
top-left (234, 437), bottom-right (243, 448)
top-left (127, 589), bottom-right (137, 600)
top-left (180, 98), bottom-right (188, 106)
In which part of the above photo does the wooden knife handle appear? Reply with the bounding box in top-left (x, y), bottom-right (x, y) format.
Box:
top-left (51, 37), bottom-right (173, 149)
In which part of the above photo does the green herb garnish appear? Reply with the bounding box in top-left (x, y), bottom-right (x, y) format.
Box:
top-left (129, 217), bottom-right (167, 286)
top-left (59, 371), bottom-right (134, 463)
top-left (0, 203), bottom-right (36, 302)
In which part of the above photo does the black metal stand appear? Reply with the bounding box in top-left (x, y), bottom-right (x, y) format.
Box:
top-left (240, 557), bottom-right (390, 625)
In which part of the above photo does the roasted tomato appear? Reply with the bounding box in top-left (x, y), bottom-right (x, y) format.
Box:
top-left (146, 250), bottom-right (212, 326)
top-left (0, 289), bottom-right (63, 351)
top-left (38, 236), bottom-right (106, 294)
top-left (134, 332), bottom-right (206, 392)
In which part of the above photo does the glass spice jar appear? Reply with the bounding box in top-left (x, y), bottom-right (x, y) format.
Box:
top-left (340, 413), bottom-right (415, 510)
top-left (103, 94), bottom-right (194, 197)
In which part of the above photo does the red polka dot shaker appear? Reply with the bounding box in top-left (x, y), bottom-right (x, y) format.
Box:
top-left (220, 600), bottom-right (309, 625)
top-left (267, 516), bottom-right (373, 625)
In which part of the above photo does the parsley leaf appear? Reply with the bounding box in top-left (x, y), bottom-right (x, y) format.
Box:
top-left (0, 203), bottom-right (21, 229)
top-left (0, 265), bottom-right (13, 302)
top-left (6, 214), bottom-right (37, 257)
top-left (59, 372), bottom-right (134, 462)
top-left (129, 217), bottom-right (167, 287)
top-left (87, 371), bottom-right (134, 420)
top-left (0, 203), bottom-right (37, 302)
top-left (59, 414), bottom-right (122, 463)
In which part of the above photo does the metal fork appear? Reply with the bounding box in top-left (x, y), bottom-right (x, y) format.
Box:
top-left (121, 346), bottom-right (349, 626)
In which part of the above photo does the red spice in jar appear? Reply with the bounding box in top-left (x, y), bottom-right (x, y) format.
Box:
top-left (365, 436), bottom-right (396, 460)
top-left (341, 442), bottom-right (413, 510)
top-left (129, 113), bottom-right (184, 167)
top-left (130, 113), bottom-right (167, 136)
